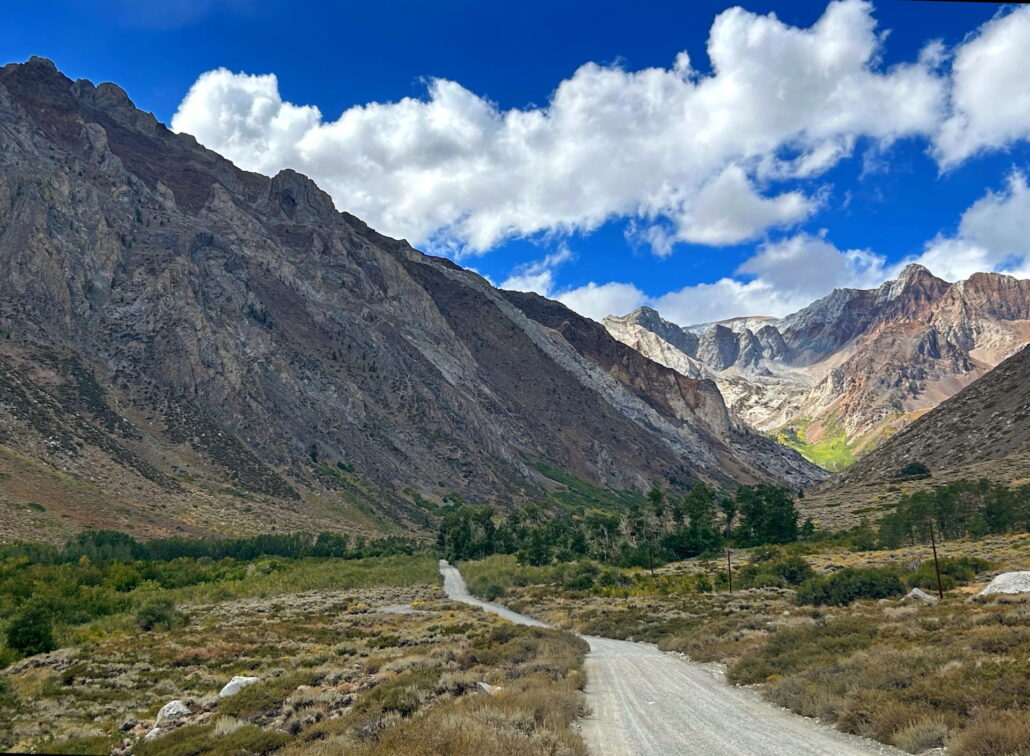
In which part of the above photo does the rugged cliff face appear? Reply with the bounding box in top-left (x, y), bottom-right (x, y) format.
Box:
top-left (826, 344), bottom-right (1030, 485)
top-left (605, 265), bottom-right (1030, 470)
top-left (0, 58), bottom-right (821, 542)
top-left (801, 344), bottom-right (1030, 527)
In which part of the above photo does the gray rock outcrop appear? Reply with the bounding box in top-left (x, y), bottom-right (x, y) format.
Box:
top-left (219, 676), bottom-right (260, 698)
top-left (979, 571), bottom-right (1030, 596)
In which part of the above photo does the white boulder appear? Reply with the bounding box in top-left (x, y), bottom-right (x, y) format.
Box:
top-left (219, 675), bottom-right (260, 698)
top-left (979, 571), bottom-right (1030, 596)
top-left (477, 681), bottom-right (502, 697)
top-left (156, 699), bottom-right (189, 723)
top-left (902, 587), bottom-right (938, 602)
top-left (144, 727), bottom-right (163, 741)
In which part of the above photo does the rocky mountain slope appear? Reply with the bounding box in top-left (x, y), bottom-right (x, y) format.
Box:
top-left (604, 266), bottom-right (1030, 470)
top-left (0, 58), bottom-right (820, 543)
top-left (802, 344), bottom-right (1030, 527)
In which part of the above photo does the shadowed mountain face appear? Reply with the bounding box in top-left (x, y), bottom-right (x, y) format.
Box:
top-left (605, 265), bottom-right (1030, 470)
top-left (0, 58), bottom-right (821, 542)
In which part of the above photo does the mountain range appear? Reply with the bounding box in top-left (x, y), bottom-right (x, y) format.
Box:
top-left (0, 58), bottom-right (820, 544)
top-left (604, 266), bottom-right (1030, 469)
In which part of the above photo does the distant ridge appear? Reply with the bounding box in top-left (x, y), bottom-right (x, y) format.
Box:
top-left (605, 264), bottom-right (1030, 470)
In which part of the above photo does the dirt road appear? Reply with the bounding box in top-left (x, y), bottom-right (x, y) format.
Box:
top-left (439, 560), bottom-right (899, 755)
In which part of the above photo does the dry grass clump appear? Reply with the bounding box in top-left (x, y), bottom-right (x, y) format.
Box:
top-left (891, 716), bottom-right (951, 753)
top-left (352, 675), bottom-right (587, 756)
top-left (948, 710), bottom-right (1030, 756)
top-left (281, 625), bottom-right (588, 756)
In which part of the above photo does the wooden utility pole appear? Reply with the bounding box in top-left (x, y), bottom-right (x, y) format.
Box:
top-left (929, 523), bottom-right (944, 599)
top-left (726, 549), bottom-right (733, 593)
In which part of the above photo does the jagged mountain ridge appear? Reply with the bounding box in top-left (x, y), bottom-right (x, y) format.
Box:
top-left (0, 58), bottom-right (820, 543)
top-left (604, 265), bottom-right (1030, 469)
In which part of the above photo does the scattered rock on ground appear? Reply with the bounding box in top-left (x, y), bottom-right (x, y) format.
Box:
top-left (979, 571), bottom-right (1030, 595)
top-left (477, 682), bottom-right (502, 696)
top-left (902, 587), bottom-right (938, 602)
top-left (219, 676), bottom-right (260, 698)
top-left (156, 700), bottom-right (189, 723)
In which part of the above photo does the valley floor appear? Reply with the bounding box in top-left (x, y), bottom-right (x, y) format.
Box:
top-left (0, 553), bottom-right (587, 755)
top-left (457, 533), bottom-right (1030, 755)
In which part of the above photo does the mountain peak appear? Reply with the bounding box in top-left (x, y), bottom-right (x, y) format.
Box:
top-left (26, 55), bottom-right (57, 70)
top-left (627, 305), bottom-right (661, 320)
top-left (877, 263), bottom-right (948, 305)
top-left (897, 263), bottom-right (935, 283)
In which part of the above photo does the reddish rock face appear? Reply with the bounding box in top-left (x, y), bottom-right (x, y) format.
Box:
top-left (605, 264), bottom-right (1030, 468)
top-left (0, 58), bottom-right (822, 540)
top-left (821, 343), bottom-right (1030, 490)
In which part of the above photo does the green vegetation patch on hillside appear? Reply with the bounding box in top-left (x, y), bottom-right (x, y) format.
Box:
top-left (528, 458), bottom-right (648, 512)
top-left (775, 416), bottom-right (856, 472)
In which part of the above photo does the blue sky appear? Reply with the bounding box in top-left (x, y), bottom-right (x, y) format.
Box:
top-left (5, 0), bottom-right (1030, 323)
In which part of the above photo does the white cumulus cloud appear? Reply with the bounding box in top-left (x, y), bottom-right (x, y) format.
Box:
top-left (513, 233), bottom-right (890, 324)
top-left (172, 0), bottom-right (945, 254)
top-left (652, 233), bottom-right (889, 323)
top-left (557, 283), bottom-right (649, 322)
top-left (935, 6), bottom-right (1030, 167)
top-left (558, 171), bottom-right (1030, 325)
top-left (911, 170), bottom-right (1030, 279)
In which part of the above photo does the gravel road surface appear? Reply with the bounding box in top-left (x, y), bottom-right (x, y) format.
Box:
top-left (439, 559), bottom-right (900, 755)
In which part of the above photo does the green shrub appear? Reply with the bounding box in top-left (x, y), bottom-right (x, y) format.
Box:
top-left (906, 556), bottom-right (990, 592)
top-left (481, 583), bottom-right (504, 601)
top-left (217, 671), bottom-right (311, 719)
top-left (596, 569), bottom-right (628, 587)
top-left (5, 598), bottom-right (56, 657)
top-left (136, 598), bottom-right (187, 631)
top-left (795, 568), bottom-right (904, 606)
top-left (0, 675), bottom-right (15, 705)
top-left (367, 634), bottom-right (401, 649)
top-left (353, 668), bottom-right (442, 717)
top-left (899, 461), bottom-right (930, 478)
top-left (562, 561), bottom-right (599, 591)
top-left (737, 555), bottom-right (814, 589)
